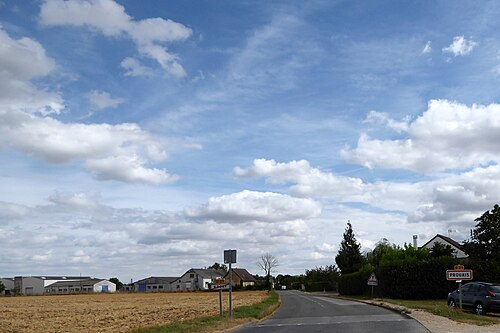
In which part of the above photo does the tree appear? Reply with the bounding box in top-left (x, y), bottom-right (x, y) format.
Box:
top-left (207, 262), bottom-right (228, 272)
top-left (0, 281), bottom-right (5, 294)
top-left (463, 204), bottom-right (500, 261)
top-left (335, 222), bottom-right (364, 274)
top-left (429, 242), bottom-right (456, 258)
top-left (109, 277), bottom-right (123, 290)
top-left (257, 253), bottom-right (279, 290)
top-left (305, 265), bottom-right (339, 291)
top-left (366, 238), bottom-right (395, 267)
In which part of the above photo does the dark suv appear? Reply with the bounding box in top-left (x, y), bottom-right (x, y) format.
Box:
top-left (448, 282), bottom-right (500, 315)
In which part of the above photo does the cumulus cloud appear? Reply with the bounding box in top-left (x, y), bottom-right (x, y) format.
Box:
top-left (0, 26), bottom-right (63, 115)
top-left (364, 110), bottom-right (410, 133)
top-left (0, 110), bottom-right (177, 184)
top-left (0, 25), bottom-right (177, 185)
top-left (87, 90), bottom-right (125, 109)
top-left (442, 36), bottom-right (477, 56)
top-left (342, 100), bottom-right (500, 173)
top-left (39, 0), bottom-right (192, 77)
top-left (185, 190), bottom-right (322, 223)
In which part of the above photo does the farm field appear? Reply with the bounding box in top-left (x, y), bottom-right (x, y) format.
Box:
top-left (0, 291), bottom-right (268, 333)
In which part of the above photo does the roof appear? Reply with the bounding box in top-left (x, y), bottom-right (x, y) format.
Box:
top-left (45, 279), bottom-right (109, 288)
top-left (15, 276), bottom-right (91, 280)
top-left (183, 268), bottom-right (226, 279)
top-left (421, 234), bottom-right (464, 250)
top-left (134, 276), bottom-right (179, 285)
top-left (226, 268), bottom-right (256, 282)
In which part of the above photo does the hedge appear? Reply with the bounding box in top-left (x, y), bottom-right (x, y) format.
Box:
top-left (338, 265), bottom-right (374, 296)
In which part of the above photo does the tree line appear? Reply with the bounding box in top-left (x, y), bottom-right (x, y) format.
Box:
top-left (276, 203), bottom-right (500, 299)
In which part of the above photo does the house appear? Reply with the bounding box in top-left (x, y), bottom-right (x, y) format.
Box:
top-left (172, 268), bottom-right (226, 291)
top-left (224, 268), bottom-right (257, 287)
top-left (0, 277), bottom-right (14, 295)
top-left (421, 234), bottom-right (468, 259)
top-left (44, 279), bottom-right (116, 294)
top-left (134, 276), bottom-right (178, 292)
top-left (14, 276), bottom-right (92, 295)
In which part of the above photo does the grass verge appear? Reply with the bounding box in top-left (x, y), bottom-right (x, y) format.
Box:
top-left (381, 298), bottom-right (500, 326)
top-left (129, 291), bottom-right (280, 333)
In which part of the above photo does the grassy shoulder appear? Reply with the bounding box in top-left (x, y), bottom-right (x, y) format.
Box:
top-left (380, 298), bottom-right (500, 326)
top-left (342, 296), bottom-right (500, 326)
top-left (129, 290), bottom-right (280, 333)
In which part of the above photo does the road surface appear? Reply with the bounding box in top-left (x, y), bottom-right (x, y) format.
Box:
top-left (233, 290), bottom-right (429, 333)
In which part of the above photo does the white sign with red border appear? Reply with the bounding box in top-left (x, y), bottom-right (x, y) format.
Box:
top-left (367, 273), bottom-right (378, 286)
top-left (446, 269), bottom-right (473, 281)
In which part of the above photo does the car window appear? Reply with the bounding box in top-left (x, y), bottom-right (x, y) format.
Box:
top-left (461, 284), bottom-right (471, 292)
top-left (469, 284), bottom-right (480, 292)
top-left (490, 285), bottom-right (500, 293)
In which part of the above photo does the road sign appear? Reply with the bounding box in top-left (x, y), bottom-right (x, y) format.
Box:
top-left (211, 283), bottom-right (229, 290)
top-left (224, 249), bottom-right (237, 264)
top-left (367, 273), bottom-right (378, 286)
top-left (446, 269), bottom-right (473, 281)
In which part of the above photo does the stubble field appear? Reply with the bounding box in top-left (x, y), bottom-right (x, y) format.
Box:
top-left (0, 291), bottom-right (268, 333)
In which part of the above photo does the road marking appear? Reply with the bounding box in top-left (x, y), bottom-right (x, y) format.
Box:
top-left (258, 314), bottom-right (408, 327)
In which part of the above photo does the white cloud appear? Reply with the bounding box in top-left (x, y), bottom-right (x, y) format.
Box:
top-left (442, 36), bottom-right (477, 56)
top-left (0, 109), bottom-right (177, 184)
top-left (364, 110), bottom-right (410, 133)
top-left (87, 90), bottom-right (125, 109)
top-left (0, 26), bottom-right (63, 115)
top-left (342, 99), bottom-right (500, 173)
top-left (120, 57), bottom-right (152, 77)
top-left (422, 41), bottom-right (432, 54)
top-left (185, 190), bottom-right (322, 223)
top-left (39, 0), bottom-right (192, 77)
top-left (234, 159), bottom-right (427, 212)
top-left (86, 155), bottom-right (178, 184)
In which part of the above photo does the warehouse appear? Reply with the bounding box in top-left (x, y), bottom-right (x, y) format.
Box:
top-left (44, 279), bottom-right (116, 294)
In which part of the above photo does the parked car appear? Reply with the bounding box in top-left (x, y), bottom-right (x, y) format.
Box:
top-left (448, 282), bottom-right (500, 315)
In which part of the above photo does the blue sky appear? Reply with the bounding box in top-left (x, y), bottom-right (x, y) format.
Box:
top-left (1, 0), bottom-right (499, 282)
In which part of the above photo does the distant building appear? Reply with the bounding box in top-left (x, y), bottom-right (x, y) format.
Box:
top-left (12, 276), bottom-right (118, 295)
top-left (44, 279), bottom-right (116, 294)
top-left (173, 268), bottom-right (226, 291)
top-left (0, 277), bottom-right (14, 295)
top-left (224, 268), bottom-right (256, 287)
top-left (134, 276), bottom-right (178, 292)
top-left (421, 234), bottom-right (468, 259)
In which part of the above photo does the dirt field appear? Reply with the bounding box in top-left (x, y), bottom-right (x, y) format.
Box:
top-left (0, 291), bottom-right (268, 333)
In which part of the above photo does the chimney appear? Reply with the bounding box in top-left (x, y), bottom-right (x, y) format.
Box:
top-left (413, 235), bottom-right (418, 248)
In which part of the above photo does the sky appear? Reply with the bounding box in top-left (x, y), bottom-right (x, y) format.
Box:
top-left (1, 0), bottom-right (499, 283)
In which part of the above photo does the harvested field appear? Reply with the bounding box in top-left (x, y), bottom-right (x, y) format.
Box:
top-left (0, 291), bottom-right (268, 333)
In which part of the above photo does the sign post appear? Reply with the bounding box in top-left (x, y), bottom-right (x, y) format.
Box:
top-left (367, 273), bottom-right (378, 298)
top-left (224, 249), bottom-right (237, 319)
top-left (446, 265), bottom-right (473, 309)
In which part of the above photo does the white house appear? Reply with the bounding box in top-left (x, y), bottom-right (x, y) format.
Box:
top-left (172, 269), bottom-right (226, 291)
top-left (421, 234), bottom-right (468, 259)
top-left (44, 279), bottom-right (116, 294)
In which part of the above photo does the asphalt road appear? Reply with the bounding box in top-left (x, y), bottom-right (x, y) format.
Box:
top-left (233, 290), bottom-right (430, 333)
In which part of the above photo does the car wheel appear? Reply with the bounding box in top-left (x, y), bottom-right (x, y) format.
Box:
top-left (474, 302), bottom-right (484, 315)
top-left (448, 299), bottom-right (456, 308)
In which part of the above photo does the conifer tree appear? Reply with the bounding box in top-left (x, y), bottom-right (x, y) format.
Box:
top-left (335, 222), bottom-right (364, 274)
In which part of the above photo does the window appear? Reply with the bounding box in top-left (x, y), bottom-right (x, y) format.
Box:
top-left (189, 273), bottom-right (195, 278)
top-left (159, 285), bottom-right (163, 289)
top-left (153, 285), bottom-right (157, 289)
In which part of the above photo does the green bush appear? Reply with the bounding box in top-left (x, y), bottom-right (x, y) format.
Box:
top-left (338, 264), bottom-right (374, 296)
